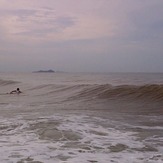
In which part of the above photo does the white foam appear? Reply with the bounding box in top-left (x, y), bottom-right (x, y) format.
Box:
top-left (0, 114), bottom-right (162, 163)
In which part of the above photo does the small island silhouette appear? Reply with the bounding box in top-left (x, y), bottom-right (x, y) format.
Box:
top-left (33, 69), bottom-right (55, 73)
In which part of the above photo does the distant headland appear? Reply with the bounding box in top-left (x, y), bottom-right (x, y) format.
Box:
top-left (33, 69), bottom-right (55, 73)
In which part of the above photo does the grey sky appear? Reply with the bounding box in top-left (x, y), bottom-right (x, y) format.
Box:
top-left (0, 0), bottom-right (163, 72)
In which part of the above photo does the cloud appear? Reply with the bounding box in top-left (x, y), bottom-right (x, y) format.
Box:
top-left (131, 5), bottom-right (163, 41)
top-left (0, 0), bottom-right (163, 72)
top-left (0, 0), bottom-right (114, 43)
top-left (0, 8), bottom-right (68, 38)
top-left (116, 1), bottom-right (163, 42)
top-left (1, 0), bottom-right (163, 43)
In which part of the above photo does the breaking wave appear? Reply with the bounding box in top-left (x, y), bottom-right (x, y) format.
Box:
top-left (76, 84), bottom-right (163, 102)
top-left (29, 83), bottom-right (163, 102)
top-left (1, 75), bottom-right (163, 102)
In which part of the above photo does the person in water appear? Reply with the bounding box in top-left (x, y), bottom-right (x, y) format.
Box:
top-left (10, 88), bottom-right (22, 94)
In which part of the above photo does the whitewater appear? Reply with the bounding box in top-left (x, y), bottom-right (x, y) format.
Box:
top-left (0, 72), bottom-right (163, 163)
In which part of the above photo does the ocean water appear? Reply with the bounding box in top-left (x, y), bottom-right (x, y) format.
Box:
top-left (0, 72), bottom-right (163, 163)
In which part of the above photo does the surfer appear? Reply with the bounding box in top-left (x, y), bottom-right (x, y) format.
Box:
top-left (10, 88), bottom-right (22, 94)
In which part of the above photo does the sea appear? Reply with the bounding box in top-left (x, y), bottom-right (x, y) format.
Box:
top-left (0, 72), bottom-right (163, 163)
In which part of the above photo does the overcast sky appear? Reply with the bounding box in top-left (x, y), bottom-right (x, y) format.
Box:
top-left (0, 0), bottom-right (163, 72)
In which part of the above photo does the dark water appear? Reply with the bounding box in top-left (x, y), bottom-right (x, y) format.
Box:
top-left (0, 72), bottom-right (163, 163)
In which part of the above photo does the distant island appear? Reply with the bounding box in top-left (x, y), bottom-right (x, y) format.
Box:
top-left (33, 69), bottom-right (55, 73)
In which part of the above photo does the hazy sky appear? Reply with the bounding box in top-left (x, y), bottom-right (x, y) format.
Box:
top-left (0, 0), bottom-right (163, 72)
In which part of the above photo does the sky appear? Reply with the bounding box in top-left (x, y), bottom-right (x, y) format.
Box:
top-left (0, 0), bottom-right (163, 72)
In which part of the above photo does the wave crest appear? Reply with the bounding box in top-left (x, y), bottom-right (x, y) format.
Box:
top-left (73, 84), bottom-right (163, 102)
top-left (22, 83), bottom-right (163, 102)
